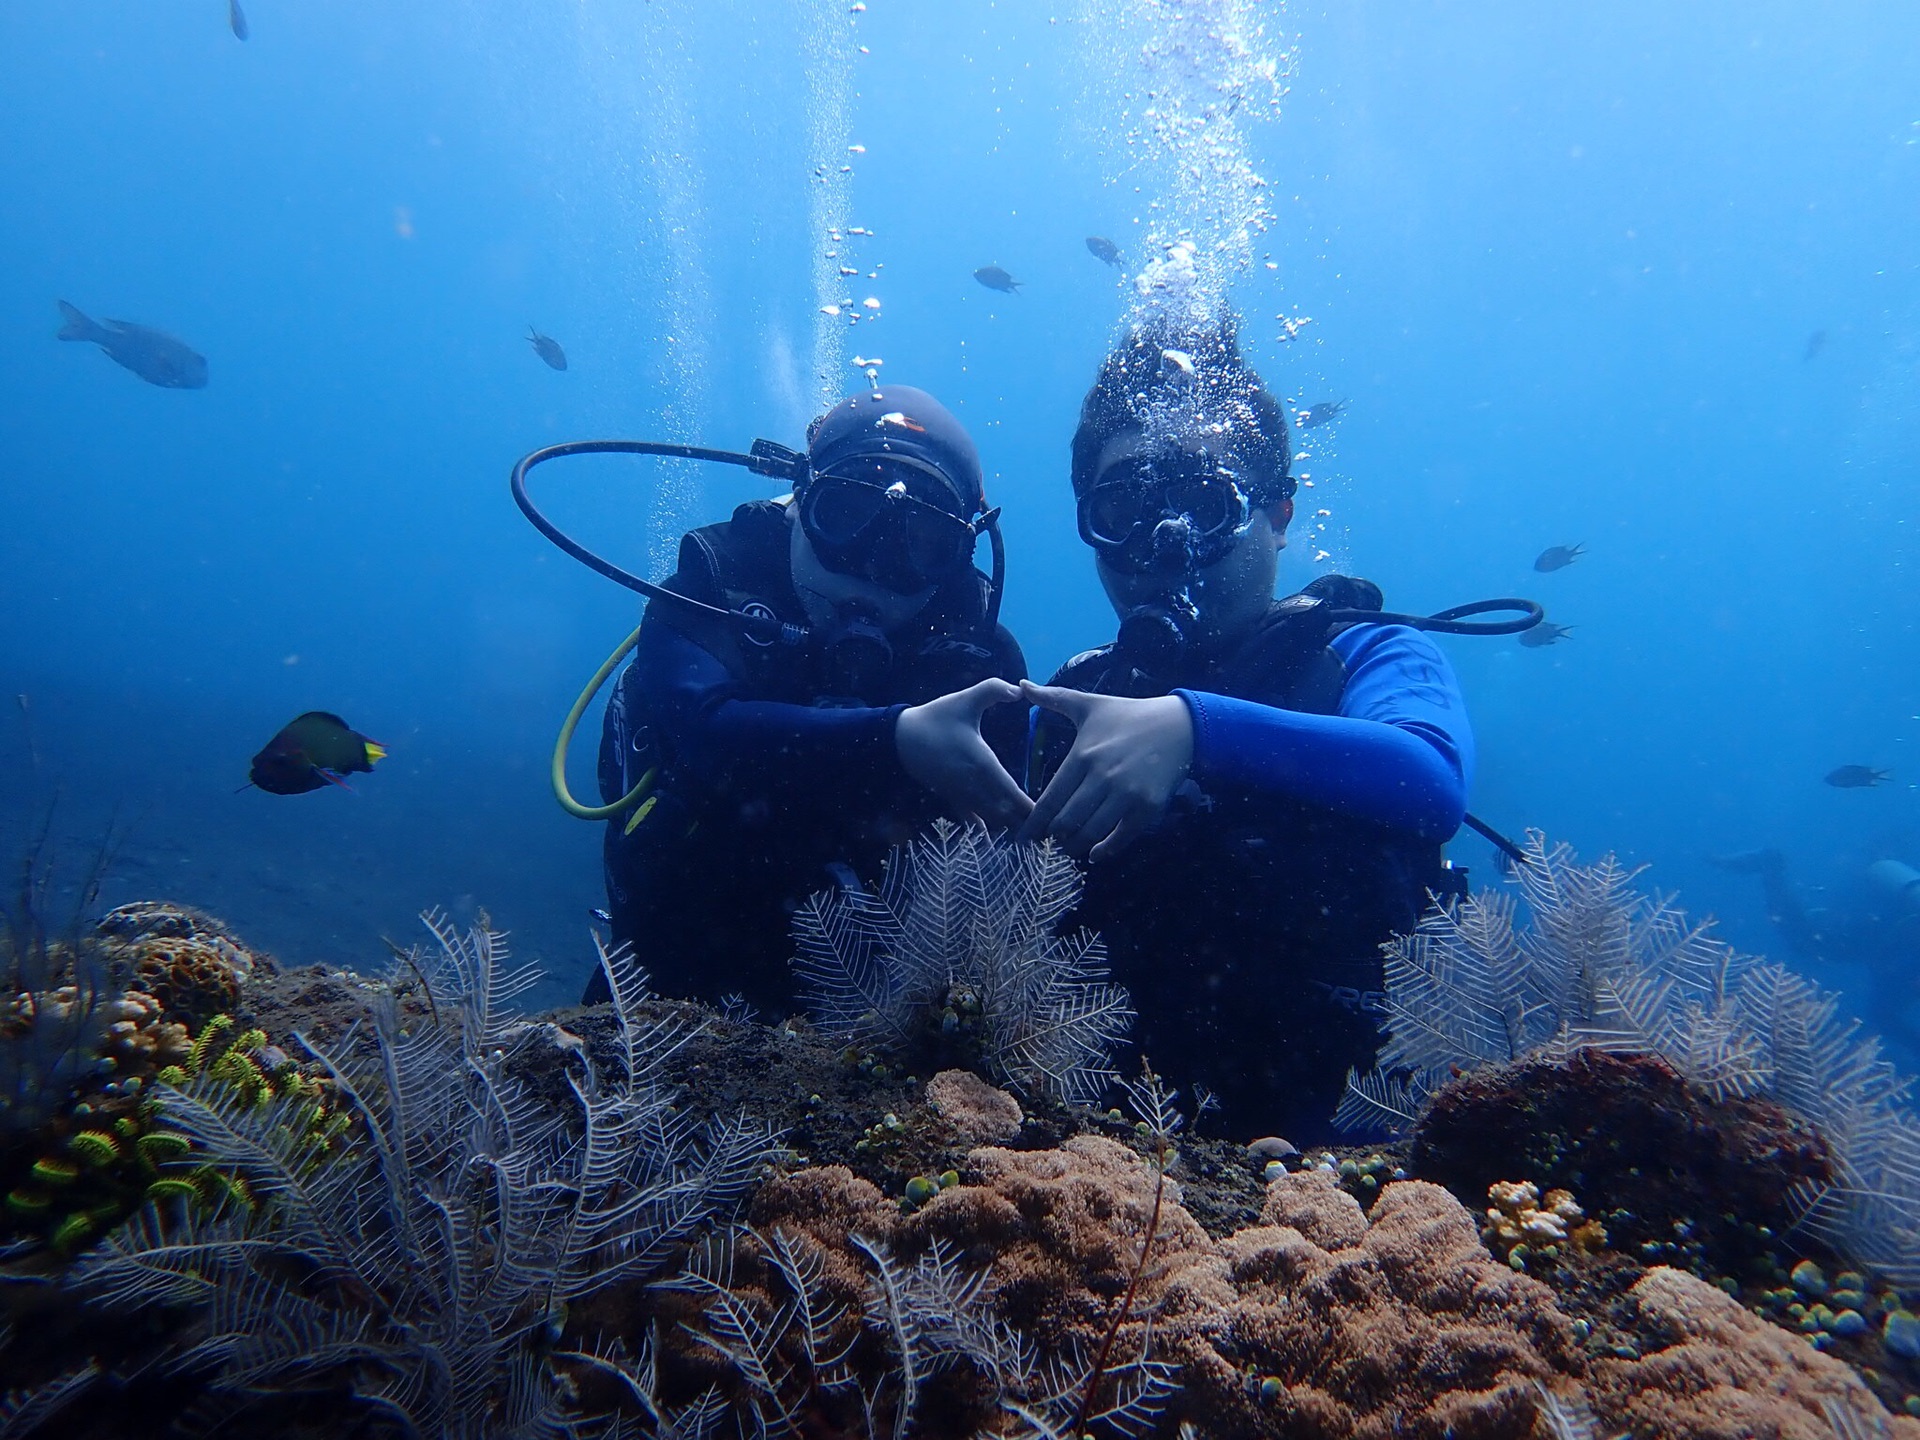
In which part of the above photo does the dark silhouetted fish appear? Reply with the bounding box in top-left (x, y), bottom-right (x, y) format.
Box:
top-left (1518, 621), bottom-right (1573, 648)
top-left (228, 0), bottom-right (249, 39)
top-left (1086, 236), bottom-right (1123, 267)
top-left (1534, 543), bottom-right (1586, 573)
top-left (1296, 399), bottom-right (1346, 429)
top-left (245, 712), bottom-right (386, 795)
top-left (57, 301), bottom-right (207, 389)
top-left (528, 328), bottom-right (567, 371)
top-left (1803, 329), bottom-right (1826, 362)
top-left (973, 266), bottom-right (1022, 293)
top-left (1825, 765), bottom-right (1892, 789)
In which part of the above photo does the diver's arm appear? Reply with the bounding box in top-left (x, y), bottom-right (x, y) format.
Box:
top-left (635, 614), bottom-right (908, 798)
top-left (1176, 624), bottom-right (1474, 840)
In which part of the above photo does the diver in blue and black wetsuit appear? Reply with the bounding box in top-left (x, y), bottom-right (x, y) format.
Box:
top-left (590, 386), bottom-right (1030, 1011)
top-left (1024, 317), bottom-right (1477, 1143)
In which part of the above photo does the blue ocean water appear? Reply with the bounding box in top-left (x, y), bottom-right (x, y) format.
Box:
top-left (2, 2), bottom-right (1915, 1036)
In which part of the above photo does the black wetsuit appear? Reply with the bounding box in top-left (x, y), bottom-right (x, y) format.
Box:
top-left (595, 499), bottom-right (1026, 1013)
top-left (1036, 579), bottom-right (1476, 1142)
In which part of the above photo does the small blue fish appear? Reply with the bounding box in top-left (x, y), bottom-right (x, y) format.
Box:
top-left (1534, 543), bottom-right (1586, 573)
top-left (57, 301), bottom-right (207, 389)
top-left (1085, 236), bottom-right (1123, 267)
top-left (528, 328), bottom-right (568, 371)
top-left (1825, 765), bottom-right (1891, 789)
top-left (973, 266), bottom-right (1022, 294)
top-left (1297, 399), bottom-right (1346, 429)
top-left (228, 0), bottom-right (249, 40)
top-left (1519, 622), bottom-right (1574, 649)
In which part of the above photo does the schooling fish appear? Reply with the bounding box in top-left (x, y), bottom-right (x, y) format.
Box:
top-left (528, 328), bottom-right (568, 371)
top-left (973, 266), bottom-right (1022, 294)
top-left (1085, 236), bottom-right (1123, 267)
top-left (1518, 622), bottom-right (1574, 649)
top-left (1296, 399), bottom-right (1346, 429)
top-left (57, 301), bottom-right (207, 389)
top-left (1825, 765), bottom-right (1892, 789)
top-left (246, 712), bottom-right (386, 795)
top-left (1533, 543), bottom-right (1586, 573)
top-left (228, 0), bottom-right (249, 40)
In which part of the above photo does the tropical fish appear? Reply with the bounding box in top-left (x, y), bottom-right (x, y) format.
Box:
top-left (1803, 329), bottom-right (1826, 362)
top-left (528, 328), bottom-right (567, 371)
top-left (1825, 765), bottom-right (1892, 789)
top-left (1086, 236), bottom-right (1123, 267)
top-left (56, 301), bottom-right (207, 389)
top-left (1518, 622), bottom-right (1574, 649)
top-left (245, 712), bottom-right (386, 795)
top-left (1296, 399), bottom-right (1346, 429)
top-left (228, 0), bottom-right (249, 40)
top-left (973, 266), bottom-right (1022, 294)
top-left (1533, 543), bottom-right (1586, 573)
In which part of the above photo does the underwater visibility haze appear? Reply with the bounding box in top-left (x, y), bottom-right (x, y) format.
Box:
top-left (4, 2), bottom-right (1920, 1435)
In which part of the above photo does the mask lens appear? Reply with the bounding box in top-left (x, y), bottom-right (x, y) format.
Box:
top-left (807, 476), bottom-right (887, 543)
top-left (903, 507), bottom-right (974, 575)
top-left (1081, 484), bottom-right (1148, 546)
top-left (1170, 475), bottom-right (1242, 537)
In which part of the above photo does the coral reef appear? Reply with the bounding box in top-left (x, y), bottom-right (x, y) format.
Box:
top-left (927, 1068), bottom-right (1025, 1144)
top-left (95, 900), bottom-right (263, 1022)
top-left (27, 912), bottom-right (778, 1438)
top-left (1480, 1179), bottom-right (1607, 1271)
top-left (1340, 832), bottom-right (1920, 1290)
top-left (791, 819), bottom-right (1134, 1103)
top-left (736, 1151), bottom-right (1915, 1440)
top-left (1412, 1047), bottom-right (1829, 1283)
top-left (0, 901), bottom-right (283, 1257)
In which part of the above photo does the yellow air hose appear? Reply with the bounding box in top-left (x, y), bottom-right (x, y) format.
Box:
top-left (552, 625), bottom-right (657, 826)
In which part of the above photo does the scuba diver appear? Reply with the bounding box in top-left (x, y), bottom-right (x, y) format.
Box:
top-left (1024, 315), bottom-right (1523, 1143)
top-left (513, 385), bottom-right (1028, 1012)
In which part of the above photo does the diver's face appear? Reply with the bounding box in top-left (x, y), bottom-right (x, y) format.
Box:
top-left (787, 503), bottom-right (936, 633)
top-left (1089, 431), bottom-right (1290, 647)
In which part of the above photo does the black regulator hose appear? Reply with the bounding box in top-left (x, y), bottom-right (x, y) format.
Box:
top-left (1329, 597), bottom-right (1544, 638)
top-left (510, 439), bottom-right (809, 648)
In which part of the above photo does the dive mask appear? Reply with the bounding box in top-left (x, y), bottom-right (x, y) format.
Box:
top-left (799, 453), bottom-right (983, 594)
top-left (1076, 450), bottom-right (1254, 575)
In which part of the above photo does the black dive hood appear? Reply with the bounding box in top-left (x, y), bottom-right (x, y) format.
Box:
top-left (509, 437), bottom-right (1008, 644)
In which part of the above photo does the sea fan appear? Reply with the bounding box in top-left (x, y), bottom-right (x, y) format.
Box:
top-left (1340, 831), bottom-right (1920, 1289)
top-left (791, 819), bottom-right (1133, 1104)
top-left (64, 911), bottom-right (779, 1438)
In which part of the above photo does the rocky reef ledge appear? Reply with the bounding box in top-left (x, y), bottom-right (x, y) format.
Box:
top-left (3, 905), bottom-right (1918, 1439)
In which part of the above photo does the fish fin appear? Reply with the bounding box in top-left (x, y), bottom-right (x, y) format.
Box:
top-left (298, 710), bottom-right (353, 728)
top-left (233, 780), bottom-right (257, 794)
top-left (56, 301), bottom-right (99, 342)
top-left (314, 767), bottom-right (356, 792)
top-left (363, 741), bottom-right (388, 764)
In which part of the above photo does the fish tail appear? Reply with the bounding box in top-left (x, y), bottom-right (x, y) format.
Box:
top-left (56, 301), bottom-right (101, 343)
top-left (363, 741), bottom-right (388, 764)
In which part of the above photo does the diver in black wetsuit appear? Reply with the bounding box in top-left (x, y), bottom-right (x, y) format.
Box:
top-left (589, 386), bottom-right (1028, 1011)
top-left (1024, 317), bottom-right (1478, 1143)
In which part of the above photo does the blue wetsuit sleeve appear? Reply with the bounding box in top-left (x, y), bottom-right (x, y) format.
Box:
top-left (628, 613), bottom-right (905, 800)
top-left (1175, 624), bottom-right (1475, 840)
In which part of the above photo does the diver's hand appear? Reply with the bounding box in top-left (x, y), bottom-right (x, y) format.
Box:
top-left (896, 679), bottom-right (1033, 830)
top-left (1018, 682), bottom-right (1193, 861)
